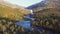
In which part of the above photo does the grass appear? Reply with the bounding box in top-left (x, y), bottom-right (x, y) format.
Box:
top-left (0, 4), bottom-right (30, 20)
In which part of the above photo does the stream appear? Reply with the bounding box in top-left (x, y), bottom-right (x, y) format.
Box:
top-left (15, 14), bottom-right (59, 34)
top-left (15, 14), bottom-right (33, 29)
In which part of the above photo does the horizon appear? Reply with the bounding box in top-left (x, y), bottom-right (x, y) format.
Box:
top-left (4, 0), bottom-right (43, 7)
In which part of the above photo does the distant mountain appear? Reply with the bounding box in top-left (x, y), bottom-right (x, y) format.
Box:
top-left (26, 1), bottom-right (45, 10)
top-left (26, 0), bottom-right (60, 12)
top-left (0, 0), bottom-right (24, 8)
top-left (0, 0), bottom-right (30, 20)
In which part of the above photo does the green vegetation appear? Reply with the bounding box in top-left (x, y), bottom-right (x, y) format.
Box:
top-left (0, 4), bottom-right (28, 20)
top-left (32, 8), bottom-right (60, 31)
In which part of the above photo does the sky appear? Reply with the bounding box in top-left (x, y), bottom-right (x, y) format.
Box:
top-left (4, 0), bottom-right (43, 7)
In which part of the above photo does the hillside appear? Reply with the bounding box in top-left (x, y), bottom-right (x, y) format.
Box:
top-left (32, 8), bottom-right (60, 31)
top-left (0, 0), bottom-right (30, 20)
top-left (0, 0), bottom-right (31, 34)
top-left (0, 0), bottom-right (30, 14)
top-left (0, 4), bottom-right (22, 20)
top-left (26, 0), bottom-right (60, 12)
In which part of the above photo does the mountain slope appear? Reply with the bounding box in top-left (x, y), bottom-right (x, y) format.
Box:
top-left (32, 8), bottom-right (60, 31)
top-left (0, 0), bottom-right (30, 20)
top-left (0, 0), bottom-right (31, 34)
top-left (26, 0), bottom-right (60, 12)
top-left (27, 0), bottom-right (60, 31)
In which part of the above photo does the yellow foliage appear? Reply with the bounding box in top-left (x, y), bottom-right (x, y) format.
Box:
top-left (0, 4), bottom-right (30, 20)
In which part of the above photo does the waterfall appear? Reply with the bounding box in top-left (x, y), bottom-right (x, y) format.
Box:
top-left (30, 10), bottom-right (33, 15)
